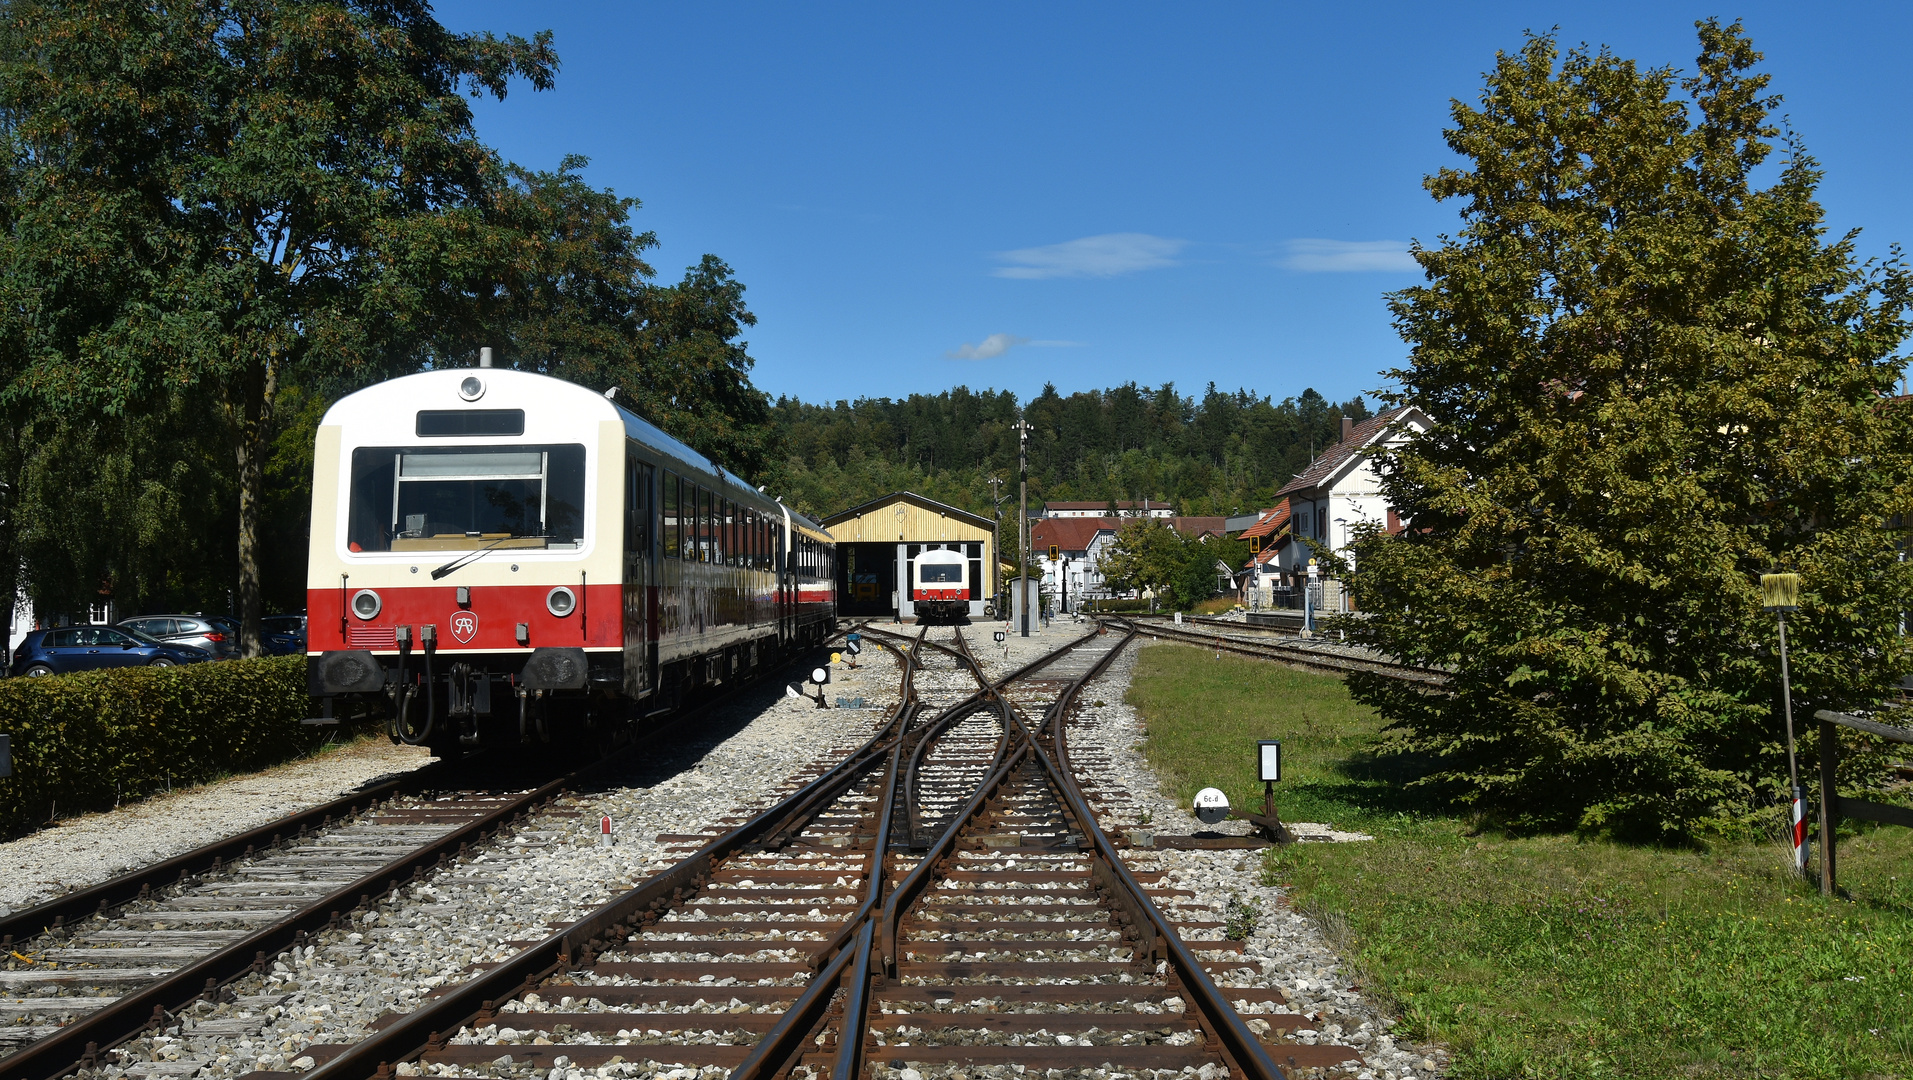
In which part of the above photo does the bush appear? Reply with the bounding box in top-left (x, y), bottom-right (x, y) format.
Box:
top-left (0, 656), bottom-right (320, 837)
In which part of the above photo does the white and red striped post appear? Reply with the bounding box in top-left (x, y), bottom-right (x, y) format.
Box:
top-left (1763, 574), bottom-right (1808, 879)
top-left (1790, 788), bottom-right (1808, 874)
top-left (599, 814), bottom-right (612, 847)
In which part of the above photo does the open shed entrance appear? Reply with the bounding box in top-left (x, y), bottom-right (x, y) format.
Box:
top-left (839, 542), bottom-right (898, 617)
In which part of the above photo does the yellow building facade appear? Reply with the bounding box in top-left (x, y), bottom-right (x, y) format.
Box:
top-left (819, 491), bottom-right (997, 620)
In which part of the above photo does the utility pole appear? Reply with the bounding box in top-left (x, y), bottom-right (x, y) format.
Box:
top-left (1015, 417), bottom-right (1033, 637)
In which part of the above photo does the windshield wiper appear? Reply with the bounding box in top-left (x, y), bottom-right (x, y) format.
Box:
top-left (432, 534), bottom-right (535, 580)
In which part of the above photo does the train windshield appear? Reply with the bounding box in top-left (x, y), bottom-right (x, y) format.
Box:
top-left (346, 444), bottom-right (587, 553)
top-left (920, 562), bottom-right (964, 583)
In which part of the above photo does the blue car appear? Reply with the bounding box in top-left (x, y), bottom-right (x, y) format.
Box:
top-left (11, 625), bottom-right (211, 677)
top-left (261, 614), bottom-right (307, 657)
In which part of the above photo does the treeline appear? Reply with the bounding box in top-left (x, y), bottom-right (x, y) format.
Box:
top-left (761, 383), bottom-right (1371, 522)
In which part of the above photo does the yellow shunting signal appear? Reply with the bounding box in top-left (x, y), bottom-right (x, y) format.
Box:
top-left (1048, 545), bottom-right (1059, 560)
top-left (1248, 536), bottom-right (1261, 553)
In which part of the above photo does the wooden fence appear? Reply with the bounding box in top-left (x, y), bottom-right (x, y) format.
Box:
top-left (1810, 708), bottom-right (1913, 897)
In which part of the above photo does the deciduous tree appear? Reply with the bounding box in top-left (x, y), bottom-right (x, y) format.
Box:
top-left (0, 0), bottom-right (556, 654)
top-left (1347, 22), bottom-right (1913, 838)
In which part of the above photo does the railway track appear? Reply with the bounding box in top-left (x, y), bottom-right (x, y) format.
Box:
top-left (1118, 616), bottom-right (1442, 685)
top-left (7, 623), bottom-right (1363, 1080)
top-left (0, 638), bottom-right (879, 1080)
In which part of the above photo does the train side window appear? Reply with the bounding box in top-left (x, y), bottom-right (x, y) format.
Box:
top-left (696, 483), bottom-right (711, 561)
top-left (626, 457), bottom-right (652, 556)
top-left (726, 500), bottom-right (738, 567)
top-left (662, 472), bottom-right (681, 558)
top-left (689, 485), bottom-right (702, 561)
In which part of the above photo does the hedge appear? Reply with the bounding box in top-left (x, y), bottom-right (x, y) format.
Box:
top-left (0, 656), bottom-right (325, 838)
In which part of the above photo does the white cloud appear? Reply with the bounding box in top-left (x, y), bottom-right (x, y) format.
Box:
top-left (1282, 239), bottom-right (1419, 273)
top-left (993, 233), bottom-right (1185, 279)
top-left (947, 333), bottom-right (1029, 360)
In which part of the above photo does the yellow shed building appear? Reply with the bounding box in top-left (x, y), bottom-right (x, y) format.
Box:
top-left (819, 491), bottom-right (997, 621)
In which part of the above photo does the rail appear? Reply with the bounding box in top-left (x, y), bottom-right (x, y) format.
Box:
top-left (293, 629), bottom-right (926, 1080)
top-left (1117, 615), bottom-right (1443, 684)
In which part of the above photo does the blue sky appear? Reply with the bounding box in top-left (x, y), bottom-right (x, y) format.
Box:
top-left (440, 2), bottom-right (1913, 409)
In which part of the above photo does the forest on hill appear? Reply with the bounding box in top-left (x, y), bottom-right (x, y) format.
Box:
top-left (758, 381), bottom-right (1373, 523)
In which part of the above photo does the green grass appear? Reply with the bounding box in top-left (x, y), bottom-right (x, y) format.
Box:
top-left (1125, 643), bottom-right (1913, 1080)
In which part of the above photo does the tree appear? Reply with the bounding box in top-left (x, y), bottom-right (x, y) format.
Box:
top-left (413, 158), bottom-right (770, 476)
top-left (1098, 519), bottom-right (1242, 610)
top-left (0, 0), bottom-right (557, 654)
top-left (1346, 22), bottom-right (1913, 839)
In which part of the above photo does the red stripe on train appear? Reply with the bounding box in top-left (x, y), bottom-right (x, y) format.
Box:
top-left (309, 583), bottom-right (623, 650)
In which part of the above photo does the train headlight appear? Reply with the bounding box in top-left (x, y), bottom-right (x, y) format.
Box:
top-left (351, 589), bottom-right (382, 620)
top-left (546, 586), bottom-right (577, 617)
top-left (458, 375), bottom-right (485, 401)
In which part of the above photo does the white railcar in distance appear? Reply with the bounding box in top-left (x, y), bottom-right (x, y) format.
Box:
top-left (909, 547), bottom-right (972, 623)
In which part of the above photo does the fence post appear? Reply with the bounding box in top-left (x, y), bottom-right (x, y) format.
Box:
top-left (1818, 719), bottom-right (1838, 898)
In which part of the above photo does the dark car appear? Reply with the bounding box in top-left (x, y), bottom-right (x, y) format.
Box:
top-left (261, 614), bottom-right (307, 656)
top-left (116, 614), bottom-right (239, 660)
top-left (12, 625), bottom-right (210, 677)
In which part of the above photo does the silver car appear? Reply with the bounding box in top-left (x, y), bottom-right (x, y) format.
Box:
top-left (116, 614), bottom-right (240, 660)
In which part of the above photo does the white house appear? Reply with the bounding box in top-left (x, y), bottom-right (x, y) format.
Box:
top-left (1272, 406), bottom-right (1431, 579)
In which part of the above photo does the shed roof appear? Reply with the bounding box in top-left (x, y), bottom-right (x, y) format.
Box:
top-left (820, 491), bottom-right (995, 532)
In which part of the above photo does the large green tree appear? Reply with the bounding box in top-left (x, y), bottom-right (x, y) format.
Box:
top-left (1346, 22), bottom-right (1913, 838)
top-left (0, 0), bottom-right (556, 653)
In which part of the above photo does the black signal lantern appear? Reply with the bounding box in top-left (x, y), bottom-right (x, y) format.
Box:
top-left (1248, 535), bottom-right (1261, 553)
top-left (1047, 544), bottom-right (1059, 560)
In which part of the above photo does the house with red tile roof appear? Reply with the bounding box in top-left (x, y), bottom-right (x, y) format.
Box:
top-left (1269, 406), bottom-right (1430, 582)
top-left (1234, 504), bottom-right (1294, 591)
top-left (1031, 514), bottom-right (1235, 606)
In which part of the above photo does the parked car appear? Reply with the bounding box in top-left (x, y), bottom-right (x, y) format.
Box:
top-left (117, 614), bottom-right (239, 660)
top-left (12, 625), bottom-right (210, 676)
top-left (261, 614), bottom-right (307, 656)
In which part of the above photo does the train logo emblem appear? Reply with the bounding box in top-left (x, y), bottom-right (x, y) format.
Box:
top-left (450, 612), bottom-right (478, 644)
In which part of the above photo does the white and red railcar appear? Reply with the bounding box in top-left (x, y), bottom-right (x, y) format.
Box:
top-left (305, 365), bottom-right (836, 753)
top-left (909, 547), bottom-right (971, 623)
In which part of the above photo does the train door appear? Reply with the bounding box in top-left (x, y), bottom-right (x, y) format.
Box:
top-left (623, 452), bottom-right (654, 698)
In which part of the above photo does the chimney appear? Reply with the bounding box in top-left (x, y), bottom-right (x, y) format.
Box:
top-left (478, 347), bottom-right (494, 368)
top-left (1340, 416), bottom-right (1353, 442)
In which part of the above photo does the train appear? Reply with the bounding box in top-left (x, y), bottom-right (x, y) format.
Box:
top-left (908, 547), bottom-right (972, 622)
top-left (304, 362), bottom-right (837, 755)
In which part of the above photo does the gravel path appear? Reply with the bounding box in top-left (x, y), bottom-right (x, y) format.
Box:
top-left (0, 738), bottom-right (435, 916)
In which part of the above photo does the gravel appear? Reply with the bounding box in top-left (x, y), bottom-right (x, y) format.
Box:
top-left (78, 665), bottom-right (894, 1080)
top-left (36, 623), bottom-right (1445, 1080)
top-left (0, 738), bottom-right (435, 916)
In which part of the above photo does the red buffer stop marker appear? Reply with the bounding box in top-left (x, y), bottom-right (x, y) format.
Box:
top-left (600, 814), bottom-right (612, 847)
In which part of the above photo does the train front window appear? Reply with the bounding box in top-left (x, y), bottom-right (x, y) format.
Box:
top-left (921, 563), bottom-right (964, 583)
top-left (346, 444), bottom-right (586, 553)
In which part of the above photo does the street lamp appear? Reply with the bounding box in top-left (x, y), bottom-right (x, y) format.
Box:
top-left (1763, 572), bottom-right (1807, 877)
